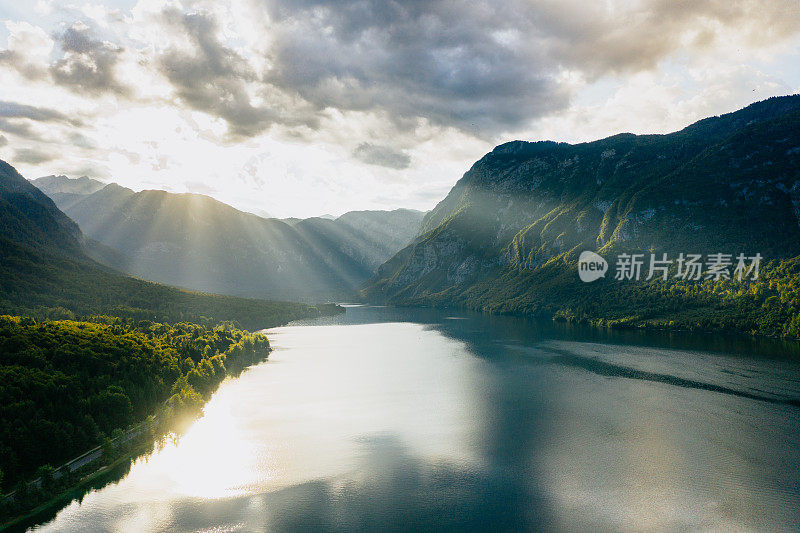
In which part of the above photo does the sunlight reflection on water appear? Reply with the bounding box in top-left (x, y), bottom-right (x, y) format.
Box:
top-left (32, 307), bottom-right (800, 532)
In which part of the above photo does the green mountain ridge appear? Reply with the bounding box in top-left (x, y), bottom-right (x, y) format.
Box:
top-left (32, 177), bottom-right (425, 301)
top-left (364, 95), bottom-right (800, 337)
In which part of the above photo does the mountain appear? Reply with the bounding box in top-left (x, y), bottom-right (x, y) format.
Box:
top-left (32, 177), bottom-right (425, 301)
top-left (293, 209), bottom-right (428, 272)
top-left (1, 162), bottom-right (84, 255)
top-left (365, 95), bottom-right (800, 337)
top-left (1, 160), bottom-right (335, 329)
top-left (30, 175), bottom-right (106, 216)
top-left (31, 174), bottom-right (106, 195)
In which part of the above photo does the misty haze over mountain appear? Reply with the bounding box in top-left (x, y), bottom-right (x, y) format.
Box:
top-left (32, 175), bottom-right (425, 301)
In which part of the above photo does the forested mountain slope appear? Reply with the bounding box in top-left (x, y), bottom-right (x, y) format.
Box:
top-left (365, 95), bottom-right (800, 337)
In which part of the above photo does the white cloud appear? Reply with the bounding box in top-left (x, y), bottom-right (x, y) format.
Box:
top-left (0, 0), bottom-right (798, 217)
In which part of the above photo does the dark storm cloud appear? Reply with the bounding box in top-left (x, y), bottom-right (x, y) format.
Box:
top-left (0, 49), bottom-right (49, 81)
top-left (538, 0), bottom-right (800, 77)
top-left (14, 147), bottom-right (56, 165)
top-left (263, 0), bottom-right (570, 135)
top-left (0, 118), bottom-right (36, 138)
top-left (157, 8), bottom-right (286, 139)
top-left (0, 101), bottom-right (81, 125)
top-left (352, 142), bottom-right (411, 169)
top-left (50, 23), bottom-right (131, 96)
top-left (0, 101), bottom-right (83, 143)
top-left (256, 0), bottom-right (800, 136)
top-left (4, 0), bottom-right (792, 144)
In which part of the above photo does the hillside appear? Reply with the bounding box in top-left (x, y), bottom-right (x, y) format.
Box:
top-left (364, 95), bottom-right (800, 337)
top-left (32, 177), bottom-right (425, 301)
top-left (1, 162), bottom-right (84, 256)
top-left (0, 160), bottom-right (335, 330)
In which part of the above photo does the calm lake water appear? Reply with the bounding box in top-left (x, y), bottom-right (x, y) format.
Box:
top-left (33, 306), bottom-right (800, 532)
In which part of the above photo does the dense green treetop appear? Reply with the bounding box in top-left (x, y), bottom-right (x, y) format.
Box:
top-left (0, 316), bottom-right (271, 492)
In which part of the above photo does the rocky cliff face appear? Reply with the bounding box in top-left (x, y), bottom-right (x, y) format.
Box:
top-left (365, 95), bottom-right (800, 317)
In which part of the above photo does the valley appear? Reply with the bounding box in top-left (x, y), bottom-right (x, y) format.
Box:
top-left (33, 175), bottom-right (425, 301)
top-left (2, 95), bottom-right (800, 531)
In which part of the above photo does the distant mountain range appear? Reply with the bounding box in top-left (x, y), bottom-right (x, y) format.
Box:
top-left (0, 161), bottom-right (334, 328)
top-left (32, 176), bottom-right (425, 301)
top-left (32, 174), bottom-right (107, 196)
top-left (365, 95), bottom-right (800, 337)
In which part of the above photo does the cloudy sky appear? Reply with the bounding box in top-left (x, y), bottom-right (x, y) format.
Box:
top-left (1, 0), bottom-right (799, 218)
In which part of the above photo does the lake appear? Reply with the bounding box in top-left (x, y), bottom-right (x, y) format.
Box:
top-left (32, 305), bottom-right (800, 531)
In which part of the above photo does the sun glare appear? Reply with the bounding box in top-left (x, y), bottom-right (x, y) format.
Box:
top-left (141, 386), bottom-right (265, 499)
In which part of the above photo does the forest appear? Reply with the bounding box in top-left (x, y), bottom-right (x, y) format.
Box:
top-left (445, 255), bottom-right (800, 339)
top-left (0, 316), bottom-right (272, 496)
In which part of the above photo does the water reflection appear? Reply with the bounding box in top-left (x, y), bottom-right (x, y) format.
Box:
top-left (311, 304), bottom-right (800, 361)
top-left (30, 306), bottom-right (800, 532)
top-left (127, 435), bottom-right (552, 532)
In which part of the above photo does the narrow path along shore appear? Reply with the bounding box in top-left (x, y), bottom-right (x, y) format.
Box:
top-left (1, 416), bottom-right (158, 504)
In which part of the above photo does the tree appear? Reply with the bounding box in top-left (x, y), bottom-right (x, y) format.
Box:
top-left (35, 465), bottom-right (55, 492)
